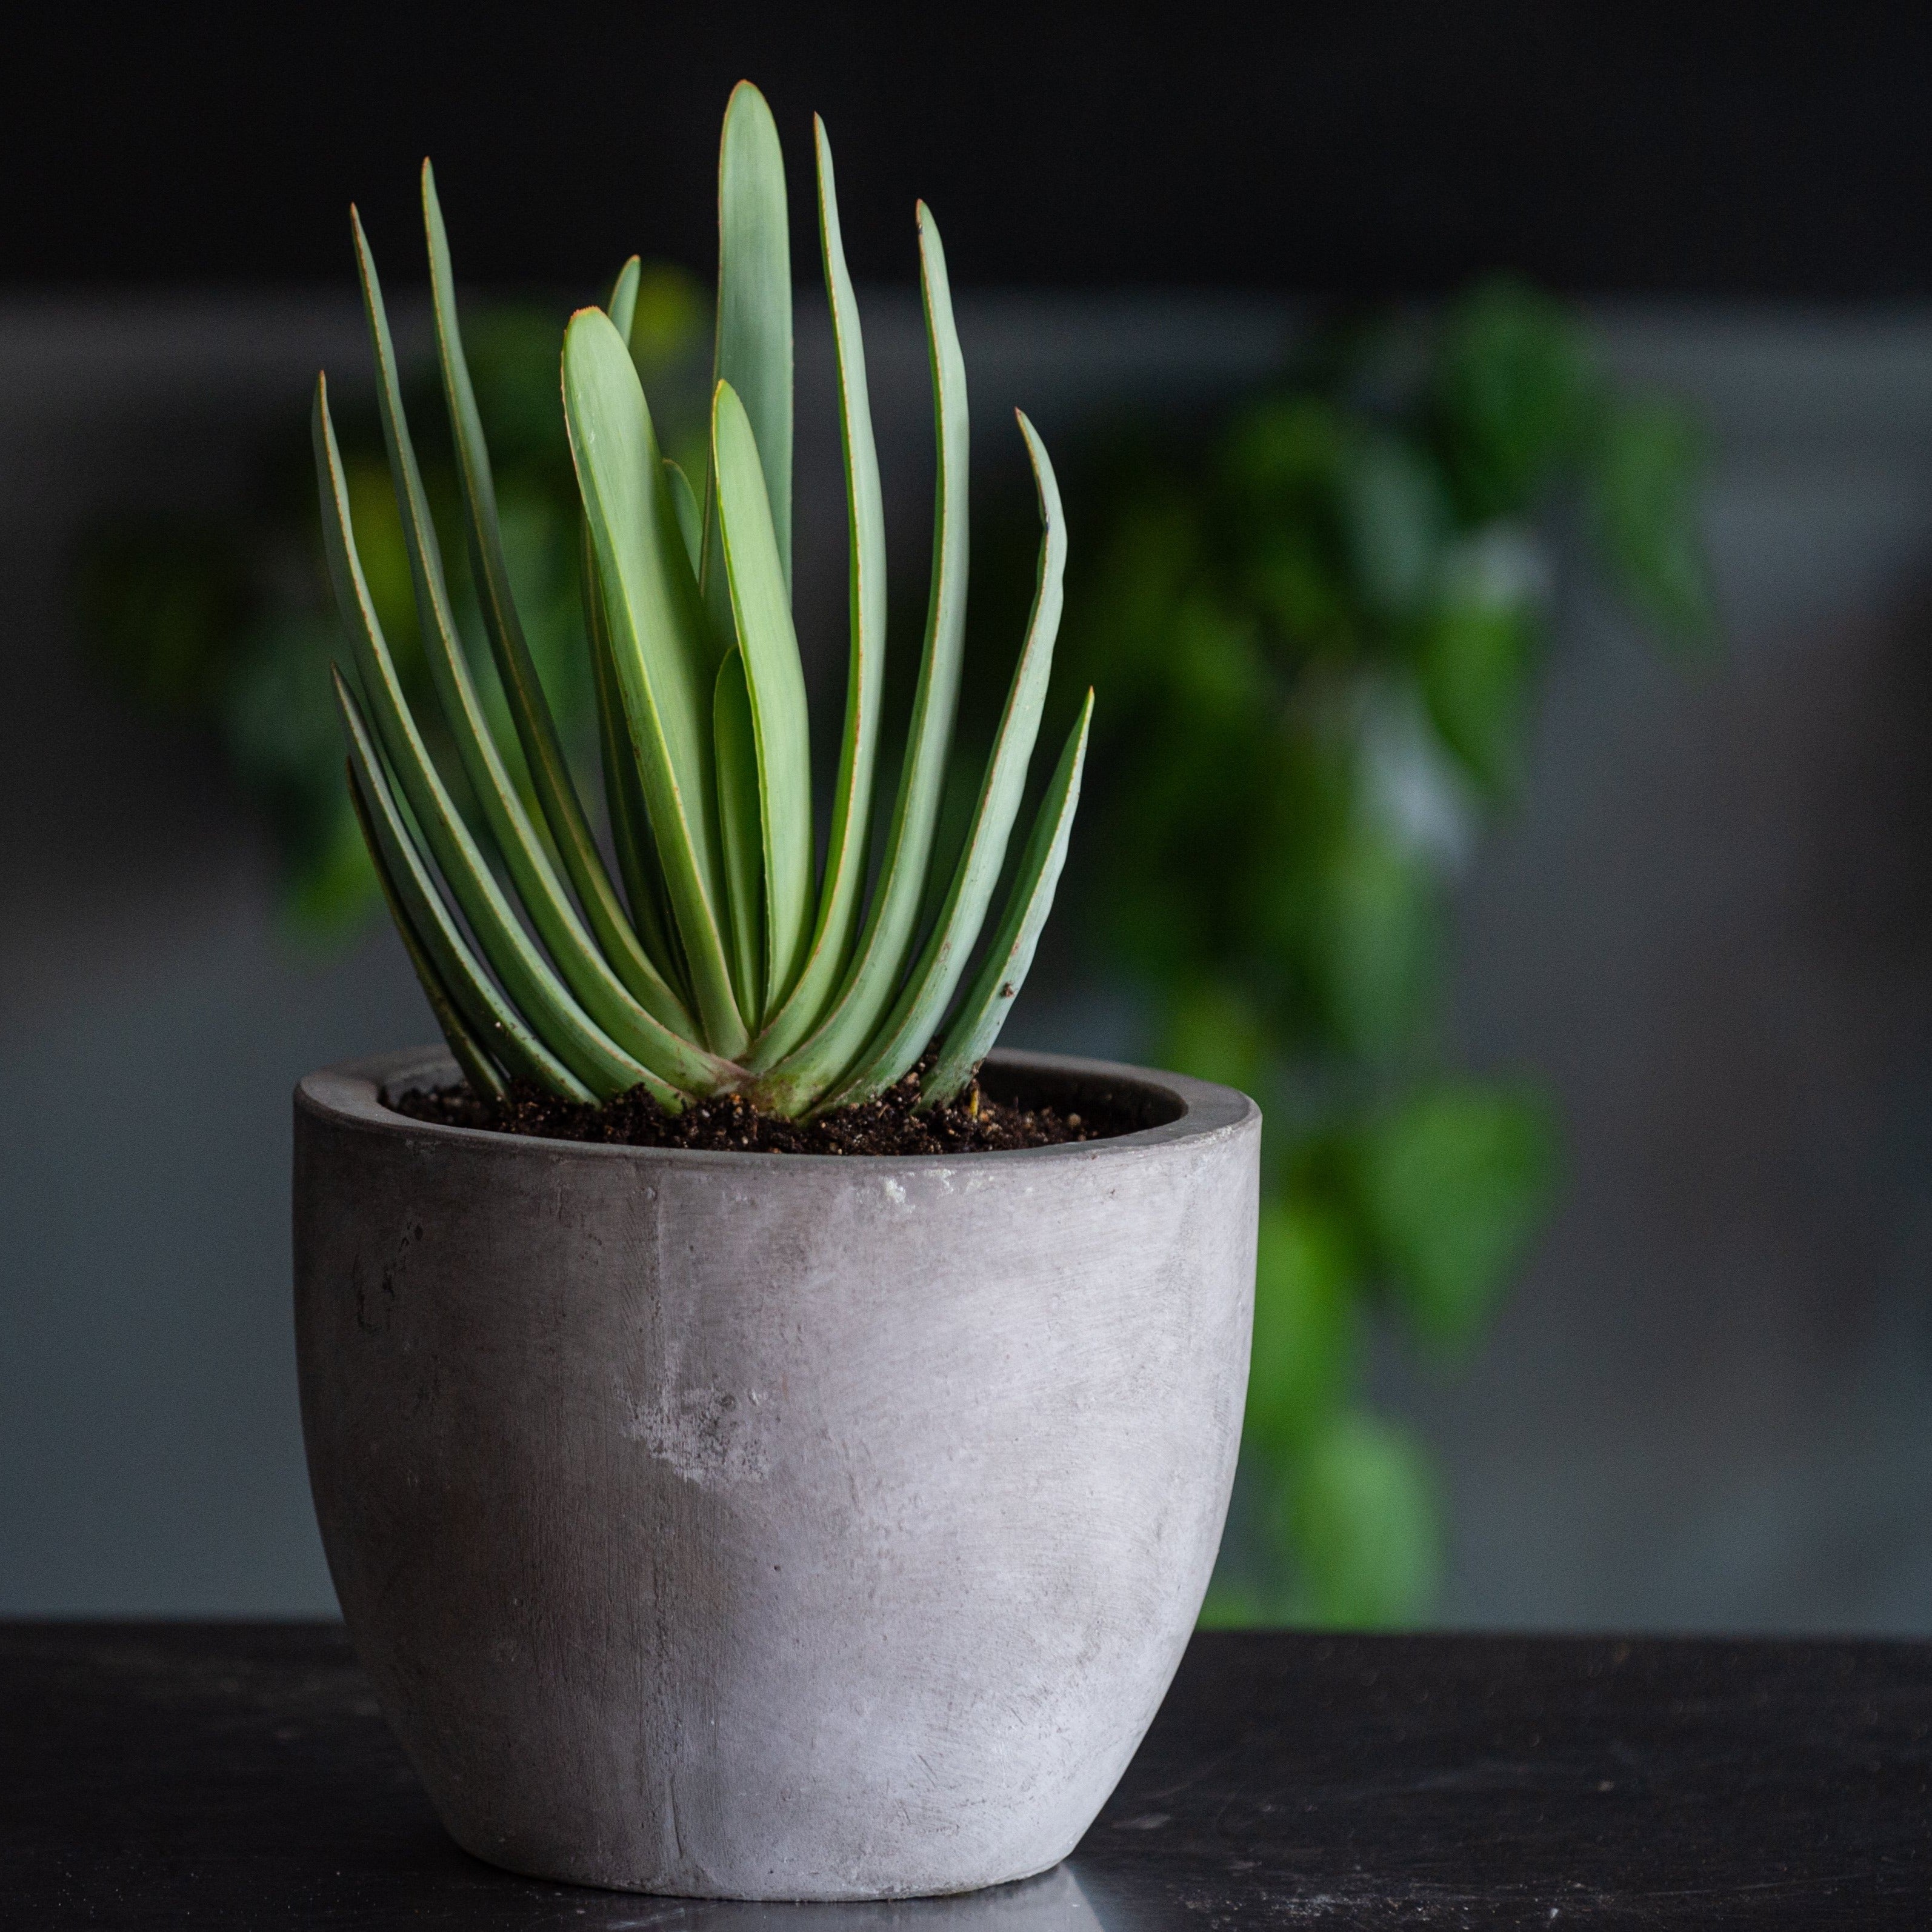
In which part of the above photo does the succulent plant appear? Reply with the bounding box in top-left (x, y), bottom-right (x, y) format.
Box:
top-left (318, 83), bottom-right (1091, 1118)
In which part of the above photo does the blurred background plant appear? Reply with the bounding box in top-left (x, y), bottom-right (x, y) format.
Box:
top-left (74, 273), bottom-right (1710, 1626)
top-left (1005, 278), bottom-right (1714, 1625)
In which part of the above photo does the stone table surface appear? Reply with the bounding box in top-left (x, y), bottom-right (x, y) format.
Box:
top-left (1, 1623), bottom-right (1926, 1928)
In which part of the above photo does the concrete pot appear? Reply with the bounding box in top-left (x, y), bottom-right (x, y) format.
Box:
top-left (293, 1045), bottom-right (1259, 1900)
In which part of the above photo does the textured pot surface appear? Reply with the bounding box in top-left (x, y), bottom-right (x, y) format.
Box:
top-left (293, 1048), bottom-right (1259, 1900)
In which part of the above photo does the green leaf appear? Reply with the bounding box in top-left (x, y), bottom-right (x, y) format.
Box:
top-left (924, 690), bottom-right (1093, 1104)
top-left (707, 81), bottom-right (793, 588)
top-left (1353, 1082), bottom-right (1557, 1357)
top-left (315, 376), bottom-right (685, 1102)
top-left (1417, 533), bottom-right (1544, 796)
top-left (607, 253), bottom-right (641, 342)
top-left (342, 739), bottom-right (506, 1101)
top-left (822, 409), bottom-right (1067, 1109)
top-left (420, 167), bottom-right (696, 1036)
top-left (749, 115), bottom-right (889, 1067)
top-left (754, 201), bottom-right (971, 1111)
top-left (1433, 276), bottom-right (1601, 522)
top-left (1243, 1197), bottom-right (1358, 1460)
top-left (1339, 433), bottom-right (1445, 619)
top-left (581, 519), bottom-right (684, 989)
top-left (711, 378), bottom-right (815, 1011)
top-left (563, 305), bottom-right (748, 1059)
top-left (1279, 1410), bottom-right (1440, 1628)
top-left (713, 648), bottom-right (765, 1022)
top-left (664, 458), bottom-right (702, 575)
top-left (1308, 821), bottom-right (1437, 1059)
top-left (334, 669), bottom-right (593, 1102)
top-left (354, 212), bottom-right (714, 1088)
top-left (1221, 396), bottom-right (1358, 656)
top-left (1590, 395), bottom-right (1717, 648)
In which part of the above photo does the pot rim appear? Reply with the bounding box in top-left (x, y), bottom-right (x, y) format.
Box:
top-left (296, 1045), bottom-right (1257, 1171)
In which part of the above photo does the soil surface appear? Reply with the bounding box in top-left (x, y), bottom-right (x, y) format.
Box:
top-left (388, 1064), bottom-right (1131, 1155)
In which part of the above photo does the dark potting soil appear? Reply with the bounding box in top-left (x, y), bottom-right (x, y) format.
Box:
top-left (388, 1064), bottom-right (1132, 1156)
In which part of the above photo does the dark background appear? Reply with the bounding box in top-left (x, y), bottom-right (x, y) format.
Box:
top-left (8, 2), bottom-right (1931, 296)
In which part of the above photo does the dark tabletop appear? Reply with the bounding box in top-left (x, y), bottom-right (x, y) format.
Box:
top-left (1, 1624), bottom-right (1927, 1929)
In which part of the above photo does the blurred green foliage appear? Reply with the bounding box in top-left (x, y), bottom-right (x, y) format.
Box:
top-left (76, 275), bottom-right (1708, 1624)
top-left (1025, 279), bottom-right (1711, 1624)
top-left (76, 268), bottom-right (710, 941)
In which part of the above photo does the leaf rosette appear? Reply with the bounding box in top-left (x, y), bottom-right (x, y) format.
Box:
top-left (319, 83), bottom-right (1091, 1118)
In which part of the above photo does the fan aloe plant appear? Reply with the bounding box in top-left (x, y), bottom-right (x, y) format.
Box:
top-left (317, 84), bottom-right (1091, 1118)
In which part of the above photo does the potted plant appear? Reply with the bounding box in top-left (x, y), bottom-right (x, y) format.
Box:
top-left (293, 83), bottom-right (1259, 1901)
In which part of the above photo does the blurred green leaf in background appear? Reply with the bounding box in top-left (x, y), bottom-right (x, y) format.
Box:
top-left (1021, 278), bottom-right (1713, 1625)
top-left (74, 275), bottom-right (1709, 1622)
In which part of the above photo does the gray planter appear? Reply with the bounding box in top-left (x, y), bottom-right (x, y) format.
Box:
top-left (293, 1045), bottom-right (1259, 1900)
